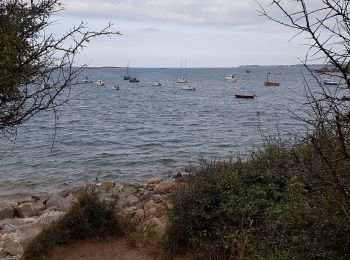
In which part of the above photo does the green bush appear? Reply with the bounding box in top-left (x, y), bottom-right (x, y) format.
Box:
top-left (163, 144), bottom-right (301, 259)
top-left (23, 190), bottom-right (121, 260)
top-left (163, 139), bottom-right (350, 259)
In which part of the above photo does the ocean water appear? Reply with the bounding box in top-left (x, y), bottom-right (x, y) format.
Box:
top-left (0, 66), bottom-right (316, 197)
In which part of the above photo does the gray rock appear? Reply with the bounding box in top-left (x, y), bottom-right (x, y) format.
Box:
top-left (38, 210), bottom-right (64, 225)
top-left (122, 185), bottom-right (138, 194)
top-left (1, 224), bottom-right (16, 234)
top-left (31, 193), bottom-right (49, 204)
top-left (0, 251), bottom-right (8, 258)
top-left (45, 194), bottom-right (62, 208)
top-left (2, 238), bottom-right (23, 256)
top-left (0, 203), bottom-right (15, 221)
top-left (18, 227), bottom-right (41, 250)
top-left (15, 203), bottom-right (35, 218)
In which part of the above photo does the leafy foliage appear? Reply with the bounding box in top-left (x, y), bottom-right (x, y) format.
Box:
top-left (163, 140), bottom-right (350, 259)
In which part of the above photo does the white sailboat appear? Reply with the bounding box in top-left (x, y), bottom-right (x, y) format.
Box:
top-left (177, 60), bottom-right (188, 83)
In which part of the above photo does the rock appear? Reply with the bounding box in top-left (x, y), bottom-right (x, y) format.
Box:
top-left (125, 195), bottom-right (138, 206)
top-left (15, 203), bottom-right (35, 218)
top-left (46, 193), bottom-right (75, 210)
top-left (18, 227), bottom-right (41, 250)
top-left (57, 189), bottom-right (71, 197)
top-left (32, 201), bottom-right (46, 215)
top-left (45, 194), bottom-right (62, 208)
top-left (38, 211), bottom-right (64, 225)
top-left (1, 224), bottom-right (16, 234)
top-left (147, 178), bottom-right (162, 185)
top-left (123, 206), bottom-right (138, 215)
top-left (2, 238), bottom-right (23, 256)
top-left (0, 203), bottom-right (15, 221)
top-left (72, 186), bottom-right (87, 199)
top-left (31, 194), bottom-right (49, 204)
top-left (0, 251), bottom-right (8, 258)
top-left (108, 186), bottom-right (121, 196)
top-left (122, 185), bottom-right (138, 194)
top-left (118, 194), bottom-right (138, 208)
top-left (154, 181), bottom-right (176, 193)
top-left (100, 181), bottom-right (115, 192)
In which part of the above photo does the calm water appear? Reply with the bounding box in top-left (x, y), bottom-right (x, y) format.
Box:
top-left (0, 66), bottom-right (315, 197)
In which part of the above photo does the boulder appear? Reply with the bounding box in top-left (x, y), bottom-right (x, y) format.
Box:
top-left (154, 181), bottom-right (177, 193)
top-left (38, 210), bottom-right (64, 225)
top-left (2, 238), bottom-right (23, 256)
top-left (15, 204), bottom-right (35, 218)
top-left (0, 203), bottom-right (15, 221)
top-left (32, 201), bottom-right (46, 215)
top-left (31, 194), bottom-right (49, 204)
top-left (1, 224), bottom-right (16, 234)
top-left (147, 178), bottom-right (162, 185)
top-left (18, 227), bottom-right (41, 250)
top-left (122, 185), bottom-right (138, 194)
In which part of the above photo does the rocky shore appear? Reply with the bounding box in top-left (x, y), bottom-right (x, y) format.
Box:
top-left (0, 172), bottom-right (189, 260)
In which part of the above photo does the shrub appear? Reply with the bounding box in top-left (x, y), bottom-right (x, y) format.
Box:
top-left (163, 144), bottom-right (301, 259)
top-left (163, 137), bottom-right (350, 259)
top-left (23, 190), bottom-right (121, 260)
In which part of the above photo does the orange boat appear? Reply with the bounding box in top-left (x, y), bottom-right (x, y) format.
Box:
top-left (264, 73), bottom-right (280, 87)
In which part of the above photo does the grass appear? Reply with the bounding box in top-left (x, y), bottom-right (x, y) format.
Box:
top-left (23, 190), bottom-right (121, 260)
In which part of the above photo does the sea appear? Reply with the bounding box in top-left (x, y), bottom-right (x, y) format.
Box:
top-left (0, 66), bottom-right (320, 198)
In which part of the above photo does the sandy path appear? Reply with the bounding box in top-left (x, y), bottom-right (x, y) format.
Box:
top-left (44, 236), bottom-right (158, 260)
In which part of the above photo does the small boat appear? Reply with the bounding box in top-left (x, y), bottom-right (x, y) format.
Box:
top-left (111, 85), bottom-right (119, 90)
top-left (129, 77), bottom-right (140, 83)
top-left (94, 80), bottom-right (105, 86)
top-left (225, 74), bottom-right (237, 81)
top-left (177, 60), bottom-right (188, 83)
top-left (181, 83), bottom-right (196, 91)
top-left (235, 94), bottom-right (256, 99)
top-left (80, 77), bottom-right (93, 84)
top-left (153, 82), bottom-right (162, 86)
top-left (264, 73), bottom-right (280, 87)
top-left (177, 77), bottom-right (187, 83)
top-left (246, 70), bottom-right (251, 73)
top-left (323, 79), bottom-right (338, 86)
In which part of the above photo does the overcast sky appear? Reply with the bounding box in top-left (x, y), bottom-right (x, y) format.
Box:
top-left (52, 0), bottom-right (311, 67)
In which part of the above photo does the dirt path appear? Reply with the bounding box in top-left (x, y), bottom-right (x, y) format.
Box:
top-left (44, 236), bottom-right (158, 260)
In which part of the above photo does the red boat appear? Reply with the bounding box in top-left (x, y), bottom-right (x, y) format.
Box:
top-left (235, 94), bottom-right (256, 99)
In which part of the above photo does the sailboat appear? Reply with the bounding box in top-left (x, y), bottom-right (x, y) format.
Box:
top-left (177, 60), bottom-right (188, 83)
top-left (264, 73), bottom-right (280, 87)
top-left (123, 62), bottom-right (131, 80)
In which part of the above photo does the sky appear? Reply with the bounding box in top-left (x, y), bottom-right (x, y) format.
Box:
top-left (51, 0), bottom-right (313, 67)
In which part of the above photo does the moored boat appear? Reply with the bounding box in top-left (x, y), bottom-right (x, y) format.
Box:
top-left (94, 80), bottom-right (105, 86)
top-left (235, 94), bottom-right (256, 99)
top-left (181, 83), bottom-right (196, 91)
top-left (323, 79), bottom-right (338, 86)
top-left (264, 73), bottom-right (280, 87)
top-left (129, 77), bottom-right (140, 83)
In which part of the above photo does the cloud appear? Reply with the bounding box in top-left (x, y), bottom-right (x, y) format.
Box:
top-left (63, 0), bottom-right (267, 27)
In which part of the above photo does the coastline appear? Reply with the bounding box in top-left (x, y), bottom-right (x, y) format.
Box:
top-left (0, 170), bottom-right (190, 259)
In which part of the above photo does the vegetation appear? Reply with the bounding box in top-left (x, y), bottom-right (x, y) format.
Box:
top-left (23, 191), bottom-right (121, 260)
top-left (163, 138), bottom-right (350, 259)
top-left (0, 0), bottom-right (118, 136)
